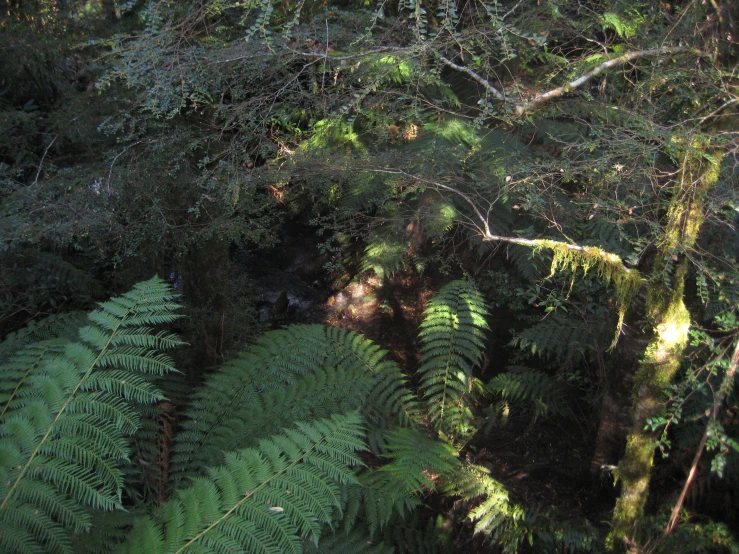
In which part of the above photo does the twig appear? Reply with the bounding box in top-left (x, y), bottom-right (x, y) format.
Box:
top-left (503, 0), bottom-right (524, 20)
top-left (697, 98), bottom-right (739, 127)
top-left (107, 139), bottom-right (144, 189)
top-left (32, 135), bottom-right (57, 187)
top-left (665, 337), bottom-right (739, 535)
top-left (437, 54), bottom-right (506, 102)
top-left (517, 47), bottom-right (686, 114)
top-left (288, 46), bottom-right (413, 61)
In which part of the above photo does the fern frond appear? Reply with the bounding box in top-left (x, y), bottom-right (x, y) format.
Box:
top-left (171, 324), bottom-right (417, 481)
top-left (417, 280), bottom-right (488, 437)
top-left (0, 338), bottom-right (68, 421)
top-left (0, 312), bottom-right (88, 359)
top-left (0, 277), bottom-right (182, 554)
top-left (511, 314), bottom-right (596, 363)
top-left (307, 526), bottom-right (393, 554)
top-left (487, 366), bottom-right (568, 420)
top-left (361, 238), bottom-right (408, 278)
top-left (0, 313), bottom-right (91, 420)
top-left (439, 463), bottom-right (520, 538)
top-left (381, 513), bottom-right (451, 554)
top-left (506, 243), bottom-right (550, 283)
top-left (361, 428), bottom-right (458, 535)
top-left (117, 413), bottom-right (365, 554)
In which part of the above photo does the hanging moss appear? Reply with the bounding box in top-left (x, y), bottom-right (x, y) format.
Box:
top-left (534, 240), bottom-right (642, 346)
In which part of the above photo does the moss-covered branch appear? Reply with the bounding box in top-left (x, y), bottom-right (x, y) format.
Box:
top-left (607, 137), bottom-right (723, 552)
top-left (483, 234), bottom-right (642, 343)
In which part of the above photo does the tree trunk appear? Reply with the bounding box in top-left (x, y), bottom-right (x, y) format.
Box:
top-left (607, 139), bottom-right (721, 551)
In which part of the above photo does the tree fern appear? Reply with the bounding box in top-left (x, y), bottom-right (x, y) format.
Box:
top-left (417, 280), bottom-right (489, 438)
top-left (511, 314), bottom-right (599, 363)
top-left (116, 412), bottom-right (365, 554)
top-left (506, 244), bottom-right (550, 283)
top-left (380, 514), bottom-right (452, 554)
top-left (0, 277), bottom-right (183, 554)
top-left (0, 311), bottom-right (90, 425)
top-left (307, 527), bottom-right (393, 554)
top-left (360, 237), bottom-right (408, 279)
top-left (171, 325), bottom-right (417, 482)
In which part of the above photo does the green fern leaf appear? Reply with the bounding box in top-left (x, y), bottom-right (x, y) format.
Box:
top-left (171, 325), bottom-right (418, 482)
top-left (361, 428), bottom-right (458, 535)
top-left (361, 238), bottom-right (408, 279)
top-left (440, 463), bottom-right (520, 538)
top-left (381, 513), bottom-right (451, 554)
top-left (487, 366), bottom-right (568, 420)
top-left (0, 312), bottom-right (88, 360)
top-left (117, 413), bottom-right (365, 554)
top-left (511, 314), bottom-right (599, 363)
top-left (0, 277), bottom-right (183, 554)
top-left (417, 280), bottom-right (488, 437)
top-left (308, 526), bottom-right (393, 554)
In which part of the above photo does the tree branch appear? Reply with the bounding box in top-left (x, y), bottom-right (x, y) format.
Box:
top-left (361, 167), bottom-right (638, 278)
top-left (440, 47), bottom-right (688, 116)
top-left (437, 54), bottom-right (506, 102)
top-left (517, 47), bottom-right (686, 114)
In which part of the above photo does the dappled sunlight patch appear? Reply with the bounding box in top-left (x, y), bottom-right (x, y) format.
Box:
top-left (423, 118), bottom-right (479, 148)
top-left (300, 119), bottom-right (367, 154)
top-left (376, 56), bottom-right (414, 85)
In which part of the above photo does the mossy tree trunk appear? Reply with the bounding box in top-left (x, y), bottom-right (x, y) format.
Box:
top-left (607, 138), bottom-right (722, 551)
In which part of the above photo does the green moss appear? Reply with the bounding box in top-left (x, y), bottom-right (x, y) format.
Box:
top-left (535, 240), bottom-right (642, 346)
top-left (608, 433), bottom-right (655, 551)
top-left (607, 139), bottom-right (723, 550)
top-left (660, 137), bottom-right (721, 253)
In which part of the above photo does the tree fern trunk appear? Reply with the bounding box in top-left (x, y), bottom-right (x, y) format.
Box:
top-left (607, 139), bottom-right (722, 551)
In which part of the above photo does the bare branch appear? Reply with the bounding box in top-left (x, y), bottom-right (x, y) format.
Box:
top-left (439, 47), bottom-right (689, 116)
top-left (289, 46), bottom-right (414, 61)
top-left (31, 135), bottom-right (57, 187)
top-left (437, 54), bottom-right (507, 102)
top-left (517, 46), bottom-right (686, 114)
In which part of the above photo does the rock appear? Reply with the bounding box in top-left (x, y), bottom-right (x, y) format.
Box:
top-left (259, 305), bottom-right (270, 322)
top-left (269, 290), bottom-right (289, 316)
top-left (328, 291), bottom-right (350, 308)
